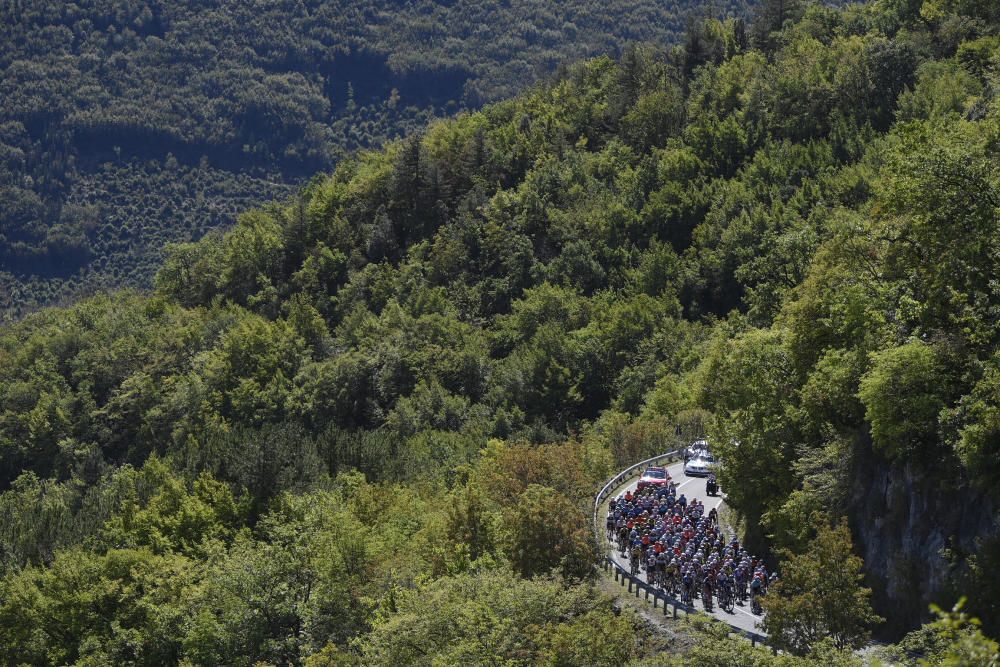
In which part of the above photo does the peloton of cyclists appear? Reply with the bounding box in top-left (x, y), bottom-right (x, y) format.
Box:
top-left (608, 469), bottom-right (772, 615)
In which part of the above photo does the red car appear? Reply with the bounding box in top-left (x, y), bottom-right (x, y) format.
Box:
top-left (637, 466), bottom-right (670, 490)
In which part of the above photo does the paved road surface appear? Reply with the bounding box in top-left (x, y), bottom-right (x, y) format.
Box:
top-left (606, 460), bottom-right (766, 636)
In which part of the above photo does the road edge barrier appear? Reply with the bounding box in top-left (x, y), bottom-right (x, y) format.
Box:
top-left (592, 450), bottom-right (770, 648)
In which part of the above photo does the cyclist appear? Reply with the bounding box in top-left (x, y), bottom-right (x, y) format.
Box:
top-left (655, 549), bottom-right (668, 587)
top-left (691, 500), bottom-right (703, 519)
top-left (682, 568), bottom-right (694, 604)
top-left (755, 565), bottom-right (769, 595)
top-left (702, 572), bottom-right (714, 611)
top-left (734, 564), bottom-right (748, 603)
top-left (750, 572), bottom-right (765, 614)
top-left (665, 558), bottom-right (679, 593)
top-left (716, 569), bottom-right (731, 610)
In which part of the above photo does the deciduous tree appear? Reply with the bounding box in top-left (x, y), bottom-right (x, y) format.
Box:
top-left (763, 519), bottom-right (883, 654)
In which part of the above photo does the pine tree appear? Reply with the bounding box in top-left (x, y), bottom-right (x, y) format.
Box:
top-left (751, 0), bottom-right (804, 51)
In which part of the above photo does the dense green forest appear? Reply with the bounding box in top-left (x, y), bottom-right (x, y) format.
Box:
top-left (0, 0), bottom-right (754, 319)
top-left (2, 0), bottom-right (1000, 663)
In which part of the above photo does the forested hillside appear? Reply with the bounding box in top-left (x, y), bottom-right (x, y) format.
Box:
top-left (0, 0), bottom-right (752, 318)
top-left (1, 0), bottom-right (999, 664)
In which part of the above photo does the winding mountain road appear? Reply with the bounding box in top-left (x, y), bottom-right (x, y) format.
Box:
top-left (603, 459), bottom-right (766, 636)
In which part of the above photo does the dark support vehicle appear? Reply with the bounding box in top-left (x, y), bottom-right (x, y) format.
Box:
top-left (706, 473), bottom-right (718, 496)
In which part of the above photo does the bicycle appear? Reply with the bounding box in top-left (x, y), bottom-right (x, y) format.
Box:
top-left (702, 585), bottom-right (713, 612)
top-left (681, 580), bottom-right (693, 606)
top-left (750, 590), bottom-right (763, 615)
top-left (719, 582), bottom-right (735, 613)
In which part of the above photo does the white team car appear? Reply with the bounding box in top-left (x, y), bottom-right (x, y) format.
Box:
top-left (683, 439), bottom-right (710, 461)
top-left (684, 453), bottom-right (716, 477)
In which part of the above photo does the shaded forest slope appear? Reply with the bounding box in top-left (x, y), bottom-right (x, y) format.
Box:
top-left (0, 0), bottom-right (751, 317)
top-left (0, 0), bottom-right (999, 662)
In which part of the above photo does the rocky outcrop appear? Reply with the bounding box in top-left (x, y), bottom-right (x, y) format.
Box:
top-left (847, 444), bottom-right (1000, 637)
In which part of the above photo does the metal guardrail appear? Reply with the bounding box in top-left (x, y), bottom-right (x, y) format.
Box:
top-left (593, 451), bottom-right (770, 648)
top-left (592, 450), bottom-right (682, 545)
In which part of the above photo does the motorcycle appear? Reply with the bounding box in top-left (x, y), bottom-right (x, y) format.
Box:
top-left (706, 474), bottom-right (718, 496)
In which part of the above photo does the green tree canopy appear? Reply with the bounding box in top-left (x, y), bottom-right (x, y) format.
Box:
top-left (763, 519), bottom-right (883, 654)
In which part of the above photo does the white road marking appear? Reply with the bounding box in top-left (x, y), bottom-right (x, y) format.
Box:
top-left (734, 606), bottom-right (763, 620)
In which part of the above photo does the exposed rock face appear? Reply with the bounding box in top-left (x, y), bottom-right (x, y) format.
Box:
top-left (847, 446), bottom-right (1000, 637)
